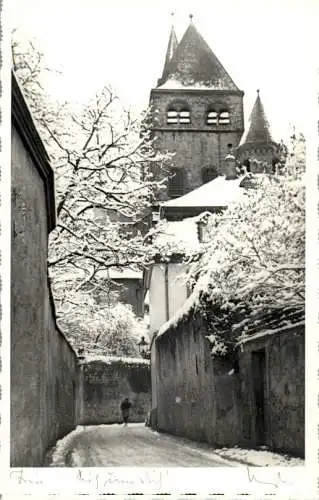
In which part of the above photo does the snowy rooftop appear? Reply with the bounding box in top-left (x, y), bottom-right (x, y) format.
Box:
top-left (98, 268), bottom-right (143, 280)
top-left (162, 176), bottom-right (245, 209)
top-left (53, 267), bottom-right (143, 282)
top-left (156, 22), bottom-right (240, 92)
top-left (236, 320), bottom-right (304, 346)
top-left (149, 213), bottom-right (212, 257)
top-left (152, 217), bottom-right (199, 247)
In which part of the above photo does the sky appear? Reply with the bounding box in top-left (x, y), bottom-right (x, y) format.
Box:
top-left (9, 0), bottom-right (319, 141)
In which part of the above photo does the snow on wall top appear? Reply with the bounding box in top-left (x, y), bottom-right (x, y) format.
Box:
top-left (163, 176), bottom-right (245, 208)
top-left (81, 354), bottom-right (150, 366)
top-left (236, 320), bottom-right (305, 346)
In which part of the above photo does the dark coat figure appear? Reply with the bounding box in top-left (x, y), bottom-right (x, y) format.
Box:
top-left (120, 397), bottom-right (132, 426)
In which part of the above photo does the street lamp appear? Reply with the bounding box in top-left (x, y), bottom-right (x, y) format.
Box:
top-left (138, 336), bottom-right (149, 359)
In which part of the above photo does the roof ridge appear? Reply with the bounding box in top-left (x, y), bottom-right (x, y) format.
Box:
top-left (157, 22), bottom-right (240, 91)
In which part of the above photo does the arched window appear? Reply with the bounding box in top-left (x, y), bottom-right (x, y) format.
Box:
top-left (207, 110), bottom-right (218, 125)
top-left (219, 110), bottom-right (230, 124)
top-left (206, 108), bottom-right (230, 125)
top-left (168, 168), bottom-right (184, 198)
top-left (202, 166), bottom-right (218, 184)
top-left (166, 103), bottom-right (191, 125)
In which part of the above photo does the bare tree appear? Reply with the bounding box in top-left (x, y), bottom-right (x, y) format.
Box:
top-left (12, 35), bottom-right (171, 319)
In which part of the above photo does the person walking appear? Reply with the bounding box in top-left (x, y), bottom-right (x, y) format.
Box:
top-left (120, 397), bottom-right (132, 427)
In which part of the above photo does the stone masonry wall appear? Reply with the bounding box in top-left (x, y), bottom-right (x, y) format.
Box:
top-left (150, 90), bottom-right (244, 199)
top-left (238, 324), bottom-right (304, 456)
top-left (11, 125), bottom-right (80, 466)
top-left (155, 313), bottom-right (242, 446)
top-left (154, 312), bottom-right (304, 456)
top-left (80, 358), bottom-right (151, 424)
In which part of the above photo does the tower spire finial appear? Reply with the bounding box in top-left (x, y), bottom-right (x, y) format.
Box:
top-left (257, 88), bottom-right (260, 95)
top-left (189, 14), bottom-right (194, 22)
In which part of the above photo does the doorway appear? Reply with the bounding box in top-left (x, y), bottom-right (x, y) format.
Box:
top-left (251, 349), bottom-right (266, 445)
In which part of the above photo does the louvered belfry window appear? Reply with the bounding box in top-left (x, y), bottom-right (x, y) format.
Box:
top-left (219, 110), bottom-right (230, 124)
top-left (167, 109), bottom-right (179, 124)
top-left (207, 110), bottom-right (218, 125)
top-left (167, 104), bottom-right (191, 125)
top-left (207, 109), bottom-right (230, 125)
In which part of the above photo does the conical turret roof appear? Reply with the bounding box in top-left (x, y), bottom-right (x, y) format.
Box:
top-left (244, 90), bottom-right (273, 144)
top-left (160, 22), bottom-right (178, 83)
top-left (157, 20), bottom-right (239, 91)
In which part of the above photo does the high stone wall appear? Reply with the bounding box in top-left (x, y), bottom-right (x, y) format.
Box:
top-left (80, 358), bottom-right (151, 424)
top-left (11, 116), bottom-right (80, 466)
top-left (154, 309), bottom-right (304, 456)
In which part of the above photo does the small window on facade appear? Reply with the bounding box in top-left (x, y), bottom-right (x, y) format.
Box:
top-left (202, 166), bottom-right (217, 184)
top-left (219, 111), bottom-right (230, 124)
top-left (207, 110), bottom-right (218, 125)
top-left (168, 168), bottom-right (184, 198)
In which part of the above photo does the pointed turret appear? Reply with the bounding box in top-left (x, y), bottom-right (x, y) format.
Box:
top-left (160, 15), bottom-right (178, 85)
top-left (236, 90), bottom-right (282, 173)
top-left (245, 90), bottom-right (273, 144)
top-left (157, 17), bottom-right (239, 90)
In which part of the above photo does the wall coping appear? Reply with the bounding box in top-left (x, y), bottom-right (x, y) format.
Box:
top-left (11, 71), bottom-right (56, 233)
top-left (81, 355), bottom-right (150, 366)
top-left (236, 320), bottom-right (305, 347)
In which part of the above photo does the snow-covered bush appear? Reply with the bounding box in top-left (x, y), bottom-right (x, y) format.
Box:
top-left (185, 143), bottom-right (305, 354)
top-left (57, 292), bottom-right (148, 357)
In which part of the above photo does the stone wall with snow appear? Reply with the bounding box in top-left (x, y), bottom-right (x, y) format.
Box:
top-left (238, 323), bottom-right (304, 457)
top-left (154, 312), bottom-right (242, 447)
top-left (153, 306), bottom-right (304, 456)
top-left (80, 357), bottom-right (151, 424)
top-left (11, 74), bottom-right (81, 466)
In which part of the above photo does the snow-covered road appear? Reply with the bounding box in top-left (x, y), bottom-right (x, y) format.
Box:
top-left (51, 423), bottom-right (236, 467)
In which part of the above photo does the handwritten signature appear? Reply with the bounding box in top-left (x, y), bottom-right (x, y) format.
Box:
top-left (76, 469), bottom-right (164, 491)
top-left (9, 467), bottom-right (293, 493)
top-left (246, 467), bottom-right (292, 489)
top-left (10, 470), bottom-right (43, 485)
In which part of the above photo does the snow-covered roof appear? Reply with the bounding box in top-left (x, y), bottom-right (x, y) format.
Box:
top-left (236, 320), bottom-right (304, 346)
top-left (150, 213), bottom-right (212, 257)
top-left (98, 268), bottom-right (143, 280)
top-left (156, 22), bottom-right (240, 91)
top-left (53, 267), bottom-right (143, 282)
top-left (153, 217), bottom-right (199, 246)
top-left (162, 176), bottom-right (245, 208)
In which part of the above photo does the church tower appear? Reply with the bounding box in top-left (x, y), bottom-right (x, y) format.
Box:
top-left (150, 16), bottom-right (244, 200)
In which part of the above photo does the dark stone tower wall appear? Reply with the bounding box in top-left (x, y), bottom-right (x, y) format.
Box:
top-left (150, 89), bottom-right (244, 200)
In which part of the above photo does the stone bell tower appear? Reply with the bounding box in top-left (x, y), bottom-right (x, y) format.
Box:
top-left (150, 15), bottom-right (244, 201)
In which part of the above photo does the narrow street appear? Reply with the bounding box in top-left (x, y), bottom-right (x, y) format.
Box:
top-left (51, 423), bottom-right (237, 467)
